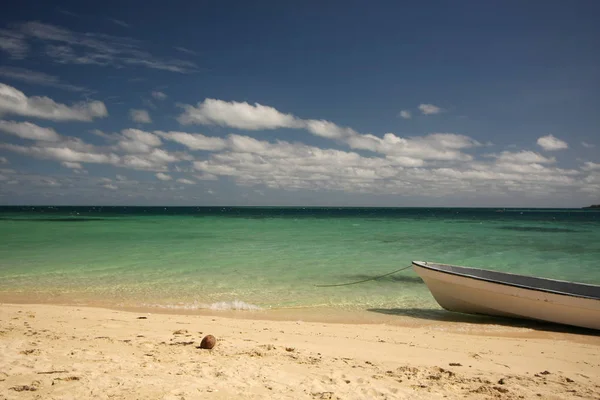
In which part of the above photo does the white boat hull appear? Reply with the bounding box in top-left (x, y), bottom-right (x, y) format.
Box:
top-left (413, 262), bottom-right (600, 330)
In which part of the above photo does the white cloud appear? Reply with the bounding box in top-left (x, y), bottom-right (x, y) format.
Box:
top-left (347, 132), bottom-right (478, 162)
top-left (537, 134), bottom-right (568, 151)
top-left (116, 174), bottom-right (127, 181)
top-left (582, 162), bottom-right (600, 171)
top-left (0, 83), bottom-right (107, 121)
top-left (129, 109), bottom-right (152, 124)
top-left (0, 156), bottom-right (8, 164)
top-left (0, 120), bottom-right (62, 141)
top-left (491, 151), bottom-right (555, 164)
top-left (177, 99), bottom-right (303, 130)
top-left (151, 91), bottom-right (167, 100)
top-left (12, 21), bottom-right (197, 73)
top-left (1, 142), bottom-right (119, 164)
top-left (193, 135), bottom-right (406, 191)
top-left (399, 110), bottom-right (411, 119)
top-left (175, 98), bottom-right (475, 162)
top-left (418, 103), bottom-right (443, 115)
top-left (117, 136), bottom-right (160, 154)
top-left (61, 161), bottom-right (83, 169)
top-left (1, 96), bottom-right (594, 202)
top-left (156, 130), bottom-right (227, 151)
top-left (582, 141), bottom-right (595, 148)
top-left (122, 129), bottom-right (161, 147)
top-left (304, 119), bottom-right (358, 139)
top-left (155, 172), bottom-right (172, 181)
top-left (0, 67), bottom-right (87, 92)
top-left (185, 131), bottom-right (586, 197)
top-left (119, 149), bottom-right (183, 171)
top-left (103, 183), bottom-right (118, 190)
top-left (0, 128), bottom-right (185, 172)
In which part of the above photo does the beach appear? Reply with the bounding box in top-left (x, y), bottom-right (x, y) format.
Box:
top-left (1, 303), bottom-right (599, 399)
top-left (1, 207), bottom-right (599, 398)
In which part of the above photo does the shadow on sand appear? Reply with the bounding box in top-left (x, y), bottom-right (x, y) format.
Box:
top-left (367, 307), bottom-right (599, 336)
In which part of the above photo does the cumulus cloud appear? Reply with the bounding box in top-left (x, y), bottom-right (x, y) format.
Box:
top-left (1, 143), bottom-right (119, 164)
top-left (537, 134), bottom-right (568, 151)
top-left (399, 110), bottom-right (411, 119)
top-left (0, 120), bottom-right (62, 141)
top-left (121, 128), bottom-right (161, 147)
top-left (117, 128), bottom-right (161, 154)
top-left (176, 98), bottom-right (476, 162)
top-left (129, 109), bottom-right (152, 124)
top-left (0, 83), bottom-right (107, 121)
top-left (0, 127), bottom-right (186, 172)
top-left (581, 141), bottom-right (595, 148)
top-left (177, 99), bottom-right (303, 130)
top-left (151, 91), bottom-right (167, 100)
top-left (103, 183), bottom-right (118, 190)
top-left (119, 149), bottom-right (183, 171)
top-left (582, 162), bottom-right (600, 171)
top-left (418, 103), bottom-right (443, 115)
top-left (304, 119), bottom-right (358, 139)
top-left (156, 130), bottom-right (227, 151)
top-left (347, 132), bottom-right (478, 162)
top-left (189, 134), bottom-right (580, 196)
top-left (0, 156), bottom-right (8, 164)
top-left (0, 96), bottom-right (594, 201)
top-left (490, 151), bottom-right (556, 164)
top-left (155, 172), bottom-right (172, 181)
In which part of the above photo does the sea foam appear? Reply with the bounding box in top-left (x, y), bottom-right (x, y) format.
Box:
top-left (143, 299), bottom-right (262, 311)
top-left (208, 300), bottom-right (262, 311)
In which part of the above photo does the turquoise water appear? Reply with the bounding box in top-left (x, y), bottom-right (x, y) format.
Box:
top-left (1, 207), bottom-right (599, 314)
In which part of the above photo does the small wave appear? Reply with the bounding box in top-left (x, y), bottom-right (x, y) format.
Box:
top-left (209, 300), bottom-right (262, 311)
top-left (142, 299), bottom-right (262, 311)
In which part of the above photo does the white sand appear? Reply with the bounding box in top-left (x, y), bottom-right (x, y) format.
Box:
top-left (1, 303), bottom-right (599, 399)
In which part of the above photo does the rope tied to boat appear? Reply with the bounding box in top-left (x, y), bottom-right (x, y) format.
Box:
top-left (315, 264), bottom-right (414, 287)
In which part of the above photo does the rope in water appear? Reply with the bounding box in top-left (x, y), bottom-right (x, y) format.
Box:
top-left (314, 264), bottom-right (414, 287)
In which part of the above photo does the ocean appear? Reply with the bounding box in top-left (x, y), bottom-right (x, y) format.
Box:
top-left (1, 206), bottom-right (599, 319)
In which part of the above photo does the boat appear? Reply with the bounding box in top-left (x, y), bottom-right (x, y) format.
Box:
top-left (412, 261), bottom-right (600, 330)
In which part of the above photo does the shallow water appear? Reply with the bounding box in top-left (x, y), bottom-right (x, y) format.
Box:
top-left (1, 206), bottom-right (599, 315)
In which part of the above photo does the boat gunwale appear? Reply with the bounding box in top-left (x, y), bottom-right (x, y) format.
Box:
top-left (412, 261), bottom-right (600, 301)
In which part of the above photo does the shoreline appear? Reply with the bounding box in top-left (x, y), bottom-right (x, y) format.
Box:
top-left (2, 295), bottom-right (600, 342)
top-left (1, 303), bottom-right (599, 399)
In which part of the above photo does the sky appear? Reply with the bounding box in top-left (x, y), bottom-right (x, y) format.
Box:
top-left (0, 0), bottom-right (599, 207)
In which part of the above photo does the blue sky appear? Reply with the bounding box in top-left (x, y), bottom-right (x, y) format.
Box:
top-left (0, 0), bottom-right (599, 207)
